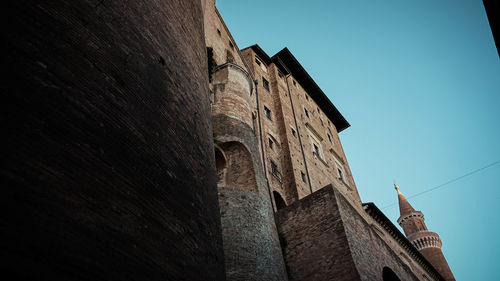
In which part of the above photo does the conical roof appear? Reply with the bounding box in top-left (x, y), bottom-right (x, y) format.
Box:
top-left (395, 184), bottom-right (416, 216)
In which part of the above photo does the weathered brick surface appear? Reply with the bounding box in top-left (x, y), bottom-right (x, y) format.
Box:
top-left (335, 187), bottom-right (422, 281)
top-left (213, 114), bottom-right (288, 281)
top-left (276, 186), bottom-right (361, 281)
top-left (240, 47), bottom-right (362, 209)
top-left (2, 1), bottom-right (224, 280)
top-left (420, 248), bottom-right (455, 281)
top-left (277, 185), bottom-right (427, 281)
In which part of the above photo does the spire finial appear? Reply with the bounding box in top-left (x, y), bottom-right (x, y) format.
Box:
top-left (394, 179), bottom-right (401, 194)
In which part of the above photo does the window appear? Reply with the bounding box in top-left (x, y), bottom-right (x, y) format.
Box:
top-left (264, 106), bottom-right (272, 120)
top-left (278, 71), bottom-right (284, 80)
top-left (229, 40), bottom-right (234, 49)
top-left (291, 127), bottom-right (297, 137)
top-left (255, 57), bottom-right (267, 72)
top-left (304, 108), bottom-right (310, 118)
top-left (268, 138), bottom-right (274, 150)
top-left (320, 119), bottom-right (324, 127)
top-left (337, 168), bottom-right (344, 180)
top-left (270, 159), bottom-right (282, 182)
top-left (328, 134), bottom-right (332, 143)
top-left (301, 171), bottom-right (307, 183)
top-left (293, 80), bottom-right (297, 88)
top-left (262, 77), bottom-right (270, 92)
top-left (335, 159), bottom-right (347, 184)
top-left (328, 120), bottom-right (331, 127)
top-left (217, 29), bottom-right (221, 36)
top-left (313, 143), bottom-right (320, 156)
top-left (317, 107), bottom-right (320, 114)
top-left (305, 94), bottom-right (309, 101)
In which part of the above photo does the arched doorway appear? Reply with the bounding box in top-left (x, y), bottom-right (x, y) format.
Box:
top-left (217, 142), bottom-right (257, 192)
top-left (382, 267), bottom-right (401, 281)
top-left (273, 191), bottom-right (286, 210)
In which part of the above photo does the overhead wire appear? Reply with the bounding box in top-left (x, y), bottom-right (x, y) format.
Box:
top-left (380, 159), bottom-right (500, 210)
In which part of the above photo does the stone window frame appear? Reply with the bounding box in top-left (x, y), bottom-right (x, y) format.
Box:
top-left (255, 56), bottom-right (267, 73)
top-left (334, 158), bottom-right (348, 186)
top-left (305, 123), bottom-right (326, 164)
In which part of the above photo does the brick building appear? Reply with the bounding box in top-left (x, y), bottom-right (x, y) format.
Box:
top-left (2, 0), bottom-right (455, 280)
top-left (205, 0), bottom-right (455, 280)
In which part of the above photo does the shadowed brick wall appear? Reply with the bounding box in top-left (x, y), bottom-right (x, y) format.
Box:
top-left (2, 1), bottom-right (225, 280)
top-left (277, 185), bottom-right (425, 281)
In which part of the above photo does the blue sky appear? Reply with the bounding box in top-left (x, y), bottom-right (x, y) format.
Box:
top-left (217, 0), bottom-right (500, 280)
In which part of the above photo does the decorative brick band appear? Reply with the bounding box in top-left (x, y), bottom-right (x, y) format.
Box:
top-left (409, 233), bottom-right (442, 250)
top-left (397, 211), bottom-right (424, 226)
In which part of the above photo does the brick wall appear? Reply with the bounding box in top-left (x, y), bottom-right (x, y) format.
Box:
top-left (277, 185), bottom-right (427, 281)
top-left (276, 186), bottom-right (361, 281)
top-left (2, 1), bottom-right (225, 280)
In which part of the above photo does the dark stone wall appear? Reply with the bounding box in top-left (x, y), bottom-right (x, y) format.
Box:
top-left (2, 1), bottom-right (225, 280)
top-left (213, 114), bottom-right (288, 281)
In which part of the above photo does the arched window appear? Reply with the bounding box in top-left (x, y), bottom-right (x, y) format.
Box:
top-left (382, 267), bottom-right (401, 281)
top-left (273, 191), bottom-right (286, 210)
top-left (218, 142), bottom-right (257, 192)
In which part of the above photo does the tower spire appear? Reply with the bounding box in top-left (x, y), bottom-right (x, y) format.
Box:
top-left (394, 182), bottom-right (456, 281)
top-left (394, 183), bottom-right (416, 217)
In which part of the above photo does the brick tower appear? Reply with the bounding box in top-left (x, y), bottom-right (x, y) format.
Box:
top-left (395, 185), bottom-right (455, 281)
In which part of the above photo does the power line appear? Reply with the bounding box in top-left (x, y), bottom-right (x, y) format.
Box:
top-left (380, 160), bottom-right (500, 210)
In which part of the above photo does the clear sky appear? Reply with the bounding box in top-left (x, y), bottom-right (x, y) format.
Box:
top-left (217, 0), bottom-right (500, 280)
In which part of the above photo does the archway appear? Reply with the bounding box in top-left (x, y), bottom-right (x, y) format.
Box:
top-left (218, 142), bottom-right (257, 192)
top-left (273, 191), bottom-right (286, 210)
top-left (382, 267), bottom-right (401, 281)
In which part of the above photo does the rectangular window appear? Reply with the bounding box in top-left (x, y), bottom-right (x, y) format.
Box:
top-left (262, 77), bottom-right (270, 92)
top-left (264, 106), bottom-right (272, 121)
top-left (229, 41), bottom-right (234, 49)
top-left (268, 138), bottom-right (274, 150)
top-left (313, 143), bottom-right (320, 156)
top-left (304, 108), bottom-right (310, 119)
top-left (328, 134), bottom-right (332, 143)
top-left (317, 107), bottom-right (320, 114)
top-left (305, 94), bottom-right (309, 101)
top-left (301, 171), bottom-right (307, 183)
top-left (291, 127), bottom-right (297, 137)
top-left (335, 160), bottom-right (347, 185)
top-left (255, 58), bottom-right (261, 66)
top-left (293, 80), bottom-right (297, 88)
top-left (270, 159), bottom-right (282, 182)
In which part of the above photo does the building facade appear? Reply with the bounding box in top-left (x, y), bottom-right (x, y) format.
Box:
top-left (204, 1), bottom-right (455, 280)
top-left (2, 0), bottom-right (455, 280)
